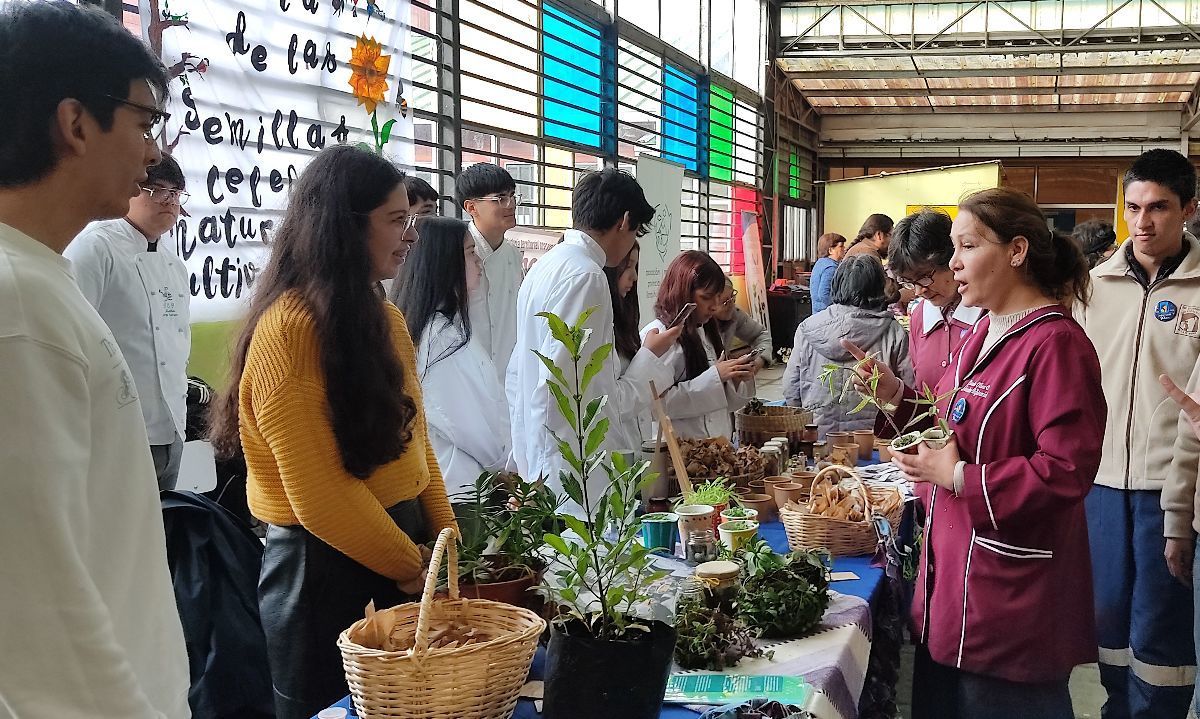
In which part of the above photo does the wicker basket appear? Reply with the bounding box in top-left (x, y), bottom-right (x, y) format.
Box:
top-left (778, 465), bottom-right (904, 556)
top-left (735, 405), bottom-right (814, 452)
top-left (337, 527), bottom-right (546, 718)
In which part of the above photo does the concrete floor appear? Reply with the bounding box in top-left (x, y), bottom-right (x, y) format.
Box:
top-left (753, 364), bottom-right (1109, 718)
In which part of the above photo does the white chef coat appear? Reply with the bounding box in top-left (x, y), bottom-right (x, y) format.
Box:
top-left (467, 221), bottom-right (523, 382)
top-left (0, 222), bottom-right (191, 718)
top-left (642, 319), bottom-right (752, 440)
top-left (65, 219), bottom-right (190, 445)
top-left (506, 230), bottom-right (672, 514)
top-left (417, 312), bottom-right (515, 498)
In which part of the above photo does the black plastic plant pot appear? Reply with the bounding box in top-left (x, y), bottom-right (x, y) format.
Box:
top-left (543, 618), bottom-right (677, 719)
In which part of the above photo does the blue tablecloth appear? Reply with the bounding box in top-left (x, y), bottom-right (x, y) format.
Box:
top-left (319, 522), bottom-right (885, 719)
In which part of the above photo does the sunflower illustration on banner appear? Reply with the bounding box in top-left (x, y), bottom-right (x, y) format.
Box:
top-left (348, 34), bottom-right (394, 154)
top-left (142, 0), bottom-right (415, 325)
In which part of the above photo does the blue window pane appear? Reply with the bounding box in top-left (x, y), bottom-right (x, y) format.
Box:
top-left (542, 3), bottom-right (604, 149)
top-left (663, 64), bottom-right (699, 172)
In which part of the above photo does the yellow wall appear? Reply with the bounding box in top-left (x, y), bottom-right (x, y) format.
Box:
top-left (822, 162), bottom-right (1002, 241)
top-left (188, 320), bottom-right (241, 389)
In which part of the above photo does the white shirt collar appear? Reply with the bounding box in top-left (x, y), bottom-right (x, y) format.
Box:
top-left (563, 229), bottom-right (607, 268)
top-left (920, 298), bottom-right (985, 336)
top-left (468, 220), bottom-right (503, 261)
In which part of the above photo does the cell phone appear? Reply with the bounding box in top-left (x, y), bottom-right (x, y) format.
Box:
top-left (745, 349), bottom-right (763, 361)
top-left (668, 302), bottom-right (697, 329)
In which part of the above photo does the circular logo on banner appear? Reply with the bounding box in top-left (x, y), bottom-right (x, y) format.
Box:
top-left (1156, 301), bottom-right (1179, 322)
top-left (950, 397), bottom-right (969, 424)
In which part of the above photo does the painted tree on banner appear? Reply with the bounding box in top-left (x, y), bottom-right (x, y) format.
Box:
top-left (141, 0), bottom-right (414, 323)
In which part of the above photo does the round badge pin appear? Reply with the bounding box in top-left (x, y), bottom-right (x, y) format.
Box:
top-left (1156, 301), bottom-right (1178, 322)
top-left (950, 397), bottom-right (969, 424)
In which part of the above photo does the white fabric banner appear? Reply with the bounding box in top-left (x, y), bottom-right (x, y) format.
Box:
top-left (140, 0), bottom-right (413, 322)
top-left (634, 155), bottom-right (684, 327)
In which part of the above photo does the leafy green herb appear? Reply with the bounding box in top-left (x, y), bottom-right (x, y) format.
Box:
top-left (674, 592), bottom-right (771, 670)
top-left (735, 539), bottom-right (830, 638)
top-left (684, 479), bottom-right (736, 507)
top-left (537, 309), bottom-right (671, 641)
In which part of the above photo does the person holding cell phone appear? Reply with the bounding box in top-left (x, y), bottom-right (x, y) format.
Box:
top-left (642, 251), bottom-right (754, 440)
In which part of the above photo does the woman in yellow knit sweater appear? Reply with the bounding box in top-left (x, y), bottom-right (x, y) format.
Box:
top-left (210, 145), bottom-right (457, 719)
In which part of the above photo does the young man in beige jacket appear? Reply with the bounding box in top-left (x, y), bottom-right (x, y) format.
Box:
top-left (1077, 148), bottom-right (1200, 719)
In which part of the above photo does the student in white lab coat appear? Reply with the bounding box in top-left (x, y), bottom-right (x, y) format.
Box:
top-left (457, 163), bottom-right (524, 379)
top-left (66, 153), bottom-right (191, 491)
top-left (603, 241), bottom-right (648, 455)
top-left (394, 216), bottom-right (514, 498)
top-left (507, 169), bottom-right (681, 513)
top-left (642, 251), bottom-right (756, 440)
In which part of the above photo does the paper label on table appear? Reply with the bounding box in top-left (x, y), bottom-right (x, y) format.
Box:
top-left (663, 674), bottom-right (813, 705)
top-left (830, 571), bottom-right (860, 582)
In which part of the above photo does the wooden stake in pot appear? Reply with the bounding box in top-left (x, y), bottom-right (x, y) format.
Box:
top-left (650, 380), bottom-right (693, 498)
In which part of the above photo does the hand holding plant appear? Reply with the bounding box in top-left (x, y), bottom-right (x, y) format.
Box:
top-left (889, 436), bottom-right (960, 491)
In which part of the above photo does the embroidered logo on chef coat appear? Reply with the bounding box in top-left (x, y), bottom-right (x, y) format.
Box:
top-left (1177, 305), bottom-right (1200, 338)
top-left (951, 397), bottom-right (969, 424)
top-left (1156, 301), bottom-right (1179, 322)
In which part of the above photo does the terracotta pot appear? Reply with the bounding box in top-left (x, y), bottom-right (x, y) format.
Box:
top-left (788, 470), bottom-right (817, 492)
top-left (738, 493), bottom-right (777, 522)
top-left (830, 443), bottom-right (860, 466)
top-left (733, 486), bottom-right (752, 496)
top-left (748, 479), bottom-right (767, 494)
top-left (826, 431), bottom-right (852, 448)
top-left (460, 566), bottom-right (542, 611)
top-left (876, 439), bottom-right (894, 463)
top-left (762, 475), bottom-right (791, 490)
top-left (852, 430), bottom-right (875, 458)
top-left (772, 481), bottom-right (807, 510)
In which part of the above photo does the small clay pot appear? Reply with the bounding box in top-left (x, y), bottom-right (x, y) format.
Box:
top-left (830, 443), bottom-right (860, 466)
top-left (748, 479), bottom-right (767, 494)
top-left (803, 424), bottom-right (819, 443)
top-left (788, 470), bottom-right (817, 492)
top-left (738, 493), bottom-right (777, 522)
top-left (733, 486), bottom-right (752, 496)
top-left (772, 481), bottom-right (807, 510)
top-left (826, 431), bottom-right (852, 447)
top-left (876, 439), bottom-right (894, 463)
top-left (852, 429), bottom-right (875, 458)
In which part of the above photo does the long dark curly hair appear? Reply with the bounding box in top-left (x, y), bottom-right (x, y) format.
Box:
top-left (209, 145), bottom-right (418, 479)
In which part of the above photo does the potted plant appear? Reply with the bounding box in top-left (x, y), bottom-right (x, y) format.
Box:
top-left (819, 357), bottom-right (955, 456)
top-left (717, 519), bottom-right (760, 552)
top-left (535, 309), bottom-right (676, 719)
top-left (451, 471), bottom-right (563, 610)
top-left (736, 539), bottom-right (831, 639)
top-left (720, 506), bottom-right (758, 523)
top-left (684, 479), bottom-right (736, 531)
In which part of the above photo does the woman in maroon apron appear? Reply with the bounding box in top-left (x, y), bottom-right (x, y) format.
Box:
top-left (854, 187), bottom-right (1105, 719)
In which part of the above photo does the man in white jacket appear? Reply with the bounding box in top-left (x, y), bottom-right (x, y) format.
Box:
top-left (1078, 148), bottom-right (1200, 719)
top-left (0, 3), bottom-right (191, 717)
top-left (458, 163), bottom-right (525, 380)
top-left (507, 168), bottom-right (681, 514)
top-left (66, 154), bottom-right (191, 491)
